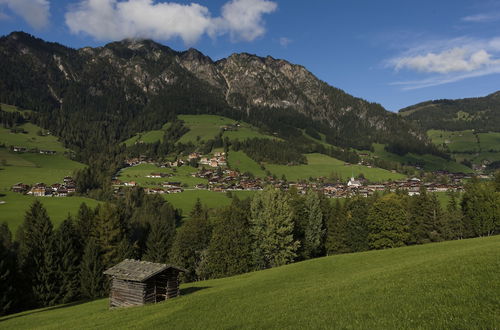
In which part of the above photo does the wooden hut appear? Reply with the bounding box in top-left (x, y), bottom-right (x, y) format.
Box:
top-left (104, 259), bottom-right (186, 308)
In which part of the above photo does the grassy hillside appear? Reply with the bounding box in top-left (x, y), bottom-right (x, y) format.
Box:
top-left (124, 123), bottom-right (171, 147)
top-left (117, 164), bottom-right (207, 188)
top-left (177, 115), bottom-right (235, 144)
top-left (267, 153), bottom-right (405, 182)
top-left (227, 150), bottom-right (267, 178)
top-left (2, 235), bottom-right (498, 329)
top-left (0, 122), bottom-right (67, 152)
top-left (0, 192), bottom-right (101, 232)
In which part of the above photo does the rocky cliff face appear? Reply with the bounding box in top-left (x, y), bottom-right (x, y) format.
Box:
top-left (0, 31), bottom-right (424, 148)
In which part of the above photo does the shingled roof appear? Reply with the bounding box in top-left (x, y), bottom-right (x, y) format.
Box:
top-left (103, 259), bottom-right (186, 282)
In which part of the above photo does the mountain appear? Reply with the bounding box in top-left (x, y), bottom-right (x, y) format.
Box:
top-left (0, 31), bottom-right (433, 156)
top-left (399, 91), bottom-right (500, 132)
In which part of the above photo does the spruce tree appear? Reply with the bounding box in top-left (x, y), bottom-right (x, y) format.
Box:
top-left (0, 224), bottom-right (17, 316)
top-left (408, 187), bottom-right (443, 244)
top-left (170, 201), bottom-right (211, 281)
top-left (461, 180), bottom-right (500, 237)
top-left (205, 198), bottom-right (253, 278)
top-left (368, 194), bottom-right (409, 249)
top-left (54, 218), bottom-right (82, 303)
top-left (325, 199), bottom-right (348, 255)
top-left (144, 203), bottom-right (176, 263)
top-left (302, 190), bottom-right (324, 259)
top-left (250, 187), bottom-right (299, 269)
top-left (442, 191), bottom-right (464, 240)
top-left (345, 196), bottom-right (371, 252)
top-left (80, 238), bottom-right (105, 299)
top-left (17, 200), bottom-right (58, 307)
top-left (75, 202), bottom-right (95, 241)
top-left (94, 202), bottom-right (124, 267)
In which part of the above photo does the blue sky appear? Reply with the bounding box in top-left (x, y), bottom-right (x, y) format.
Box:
top-left (1, 0), bottom-right (500, 111)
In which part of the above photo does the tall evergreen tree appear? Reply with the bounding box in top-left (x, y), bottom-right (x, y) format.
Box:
top-left (170, 201), bottom-right (211, 282)
top-left (205, 198), bottom-right (253, 278)
top-left (17, 200), bottom-right (57, 307)
top-left (407, 187), bottom-right (443, 244)
top-left (144, 203), bottom-right (176, 263)
top-left (325, 199), bottom-right (348, 255)
top-left (250, 187), bottom-right (299, 269)
top-left (0, 223), bottom-right (17, 316)
top-left (368, 194), bottom-right (409, 249)
top-left (75, 202), bottom-right (95, 242)
top-left (80, 238), bottom-right (105, 299)
top-left (54, 217), bottom-right (82, 303)
top-left (461, 180), bottom-right (500, 237)
top-left (441, 191), bottom-right (464, 240)
top-left (94, 202), bottom-right (124, 267)
top-left (345, 196), bottom-right (371, 252)
top-left (302, 190), bottom-right (324, 259)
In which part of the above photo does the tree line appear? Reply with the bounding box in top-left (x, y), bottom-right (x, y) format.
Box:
top-left (1, 173), bottom-right (499, 316)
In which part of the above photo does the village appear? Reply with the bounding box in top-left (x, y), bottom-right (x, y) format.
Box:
top-left (11, 176), bottom-right (77, 197)
top-left (115, 152), bottom-right (469, 198)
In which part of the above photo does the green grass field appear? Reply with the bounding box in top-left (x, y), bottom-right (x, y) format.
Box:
top-left (223, 124), bottom-right (277, 141)
top-left (124, 123), bottom-right (171, 147)
top-left (0, 103), bottom-right (32, 115)
top-left (428, 130), bottom-right (479, 153)
top-left (178, 115), bottom-right (236, 144)
top-left (0, 151), bottom-right (85, 189)
top-left (371, 143), bottom-right (472, 173)
top-left (266, 153), bottom-right (405, 182)
top-left (227, 150), bottom-right (267, 178)
top-left (2, 235), bottom-right (498, 329)
top-left (0, 123), bottom-right (68, 152)
top-left (118, 164), bottom-right (207, 188)
top-left (0, 192), bottom-right (101, 233)
top-left (164, 190), bottom-right (256, 216)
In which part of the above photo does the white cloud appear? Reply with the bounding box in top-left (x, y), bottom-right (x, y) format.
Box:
top-left (462, 13), bottom-right (500, 23)
top-left (387, 36), bottom-right (500, 89)
top-left (65, 0), bottom-right (277, 45)
top-left (0, 0), bottom-right (50, 29)
top-left (279, 37), bottom-right (292, 47)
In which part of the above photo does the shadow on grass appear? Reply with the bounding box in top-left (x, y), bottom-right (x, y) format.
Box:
top-left (0, 299), bottom-right (92, 322)
top-left (180, 286), bottom-right (210, 296)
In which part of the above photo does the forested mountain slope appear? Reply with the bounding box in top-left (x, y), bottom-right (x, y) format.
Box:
top-left (0, 31), bottom-right (434, 156)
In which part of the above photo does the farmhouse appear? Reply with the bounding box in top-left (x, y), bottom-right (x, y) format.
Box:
top-left (103, 259), bottom-right (185, 308)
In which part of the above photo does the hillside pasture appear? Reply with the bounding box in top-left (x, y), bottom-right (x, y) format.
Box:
top-left (0, 152), bottom-right (85, 189)
top-left (0, 123), bottom-right (67, 152)
top-left (428, 129), bottom-right (479, 153)
top-left (124, 123), bottom-right (171, 147)
top-left (0, 192), bottom-right (101, 233)
top-left (266, 153), bottom-right (405, 182)
top-left (178, 115), bottom-right (235, 144)
top-left (117, 163), bottom-right (207, 188)
top-left (227, 150), bottom-right (267, 178)
top-left (1, 235), bottom-right (498, 329)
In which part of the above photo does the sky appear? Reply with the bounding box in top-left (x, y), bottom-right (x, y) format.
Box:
top-left (1, 0), bottom-right (500, 111)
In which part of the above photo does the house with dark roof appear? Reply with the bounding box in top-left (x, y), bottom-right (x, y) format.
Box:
top-left (104, 259), bottom-right (186, 308)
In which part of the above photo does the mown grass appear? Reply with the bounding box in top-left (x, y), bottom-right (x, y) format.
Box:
top-left (0, 123), bottom-right (68, 152)
top-left (428, 129), bottom-right (479, 153)
top-left (177, 115), bottom-right (236, 144)
top-left (0, 192), bottom-right (101, 233)
top-left (267, 153), bottom-right (405, 182)
top-left (118, 164), bottom-right (207, 188)
top-left (0, 103), bottom-right (32, 115)
top-left (227, 150), bottom-right (267, 178)
top-left (371, 143), bottom-right (472, 173)
top-left (124, 123), bottom-right (171, 147)
top-left (0, 152), bottom-right (85, 189)
top-left (164, 190), bottom-right (256, 216)
top-left (223, 124), bottom-right (277, 141)
top-left (2, 236), bottom-right (498, 329)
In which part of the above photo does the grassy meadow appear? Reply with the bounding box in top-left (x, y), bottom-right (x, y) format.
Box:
top-left (118, 164), bottom-right (207, 188)
top-left (266, 153), bottom-right (405, 182)
top-left (227, 150), bottom-right (267, 178)
top-left (0, 150), bottom-right (85, 189)
top-left (1, 235), bottom-right (498, 329)
top-left (0, 122), bottom-right (68, 152)
top-left (124, 123), bottom-right (171, 147)
top-left (0, 192), bottom-right (101, 233)
top-left (177, 115), bottom-right (235, 144)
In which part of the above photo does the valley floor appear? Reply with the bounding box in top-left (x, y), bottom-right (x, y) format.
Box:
top-left (1, 236), bottom-right (498, 329)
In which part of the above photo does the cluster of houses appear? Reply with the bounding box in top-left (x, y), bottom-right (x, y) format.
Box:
top-left (189, 151), bottom-right (227, 167)
top-left (11, 176), bottom-right (77, 197)
top-left (12, 146), bottom-right (57, 155)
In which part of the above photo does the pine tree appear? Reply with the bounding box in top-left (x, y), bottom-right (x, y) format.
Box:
top-left (0, 224), bottom-right (17, 316)
top-left (170, 201), bottom-right (211, 282)
top-left (408, 187), bottom-right (443, 244)
top-left (80, 238), bottom-right (105, 299)
top-left (461, 180), bottom-right (500, 237)
top-left (250, 187), bottom-right (299, 269)
top-left (368, 194), bottom-right (409, 249)
top-left (54, 218), bottom-right (82, 303)
top-left (441, 191), bottom-right (464, 240)
top-left (345, 196), bottom-right (371, 252)
top-left (325, 199), bottom-right (348, 255)
top-left (205, 198), bottom-right (253, 278)
top-left (17, 200), bottom-right (58, 307)
top-left (94, 202), bottom-right (124, 267)
top-left (144, 203), bottom-right (176, 263)
top-left (75, 202), bottom-right (95, 241)
top-left (302, 190), bottom-right (324, 259)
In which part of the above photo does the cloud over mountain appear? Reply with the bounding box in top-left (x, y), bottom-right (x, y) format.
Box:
top-left (0, 0), bottom-right (50, 29)
top-left (65, 0), bottom-right (277, 44)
